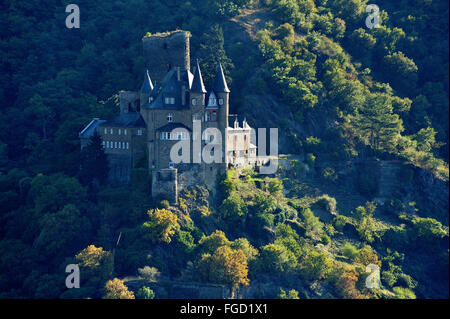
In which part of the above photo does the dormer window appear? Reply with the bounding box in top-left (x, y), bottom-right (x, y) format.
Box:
top-left (149, 96), bottom-right (153, 103)
top-left (167, 113), bottom-right (173, 122)
top-left (137, 129), bottom-right (143, 136)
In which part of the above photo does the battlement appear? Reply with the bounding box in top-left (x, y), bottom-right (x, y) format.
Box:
top-left (142, 30), bottom-right (191, 84)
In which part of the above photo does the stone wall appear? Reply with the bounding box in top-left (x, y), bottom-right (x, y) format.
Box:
top-left (152, 168), bottom-right (178, 204)
top-left (142, 31), bottom-right (191, 84)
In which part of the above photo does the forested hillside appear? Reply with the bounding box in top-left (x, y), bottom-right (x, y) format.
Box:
top-left (0, 0), bottom-right (448, 299)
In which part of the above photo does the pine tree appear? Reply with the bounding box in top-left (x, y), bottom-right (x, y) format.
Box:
top-left (198, 24), bottom-right (234, 89)
top-left (79, 131), bottom-right (109, 185)
top-left (350, 93), bottom-right (404, 153)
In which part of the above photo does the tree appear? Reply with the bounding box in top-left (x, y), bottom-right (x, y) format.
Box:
top-left (219, 193), bottom-right (248, 227)
top-left (383, 52), bottom-right (418, 93)
top-left (335, 268), bottom-right (361, 299)
top-left (79, 131), bottom-right (109, 186)
top-left (75, 245), bottom-right (113, 287)
top-left (36, 204), bottom-right (92, 260)
top-left (349, 93), bottom-right (404, 153)
top-left (103, 278), bottom-right (135, 299)
top-left (142, 208), bottom-right (180, 244)
top-left (299, 250), bottom-right (332, 281)
top-left (411, 127), bottom-right (438, 152)
top-left (198, 245), bottom-right (249, 291)
top-left (256, 244), bottom-right (297, 274)
top-left (198, 24), bottom-right (234, 88)
top-left (198, 230), bottom-right (231, 255)
top-left (231, 238), bottom-right (259, 262)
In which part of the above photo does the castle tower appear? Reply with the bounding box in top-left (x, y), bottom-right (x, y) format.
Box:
top-left (213, 62), bottom-right (230, 166)
top-left (142, 31), bottom-right (191, 84)
top-left (190, 60), bottom-right (206, 164)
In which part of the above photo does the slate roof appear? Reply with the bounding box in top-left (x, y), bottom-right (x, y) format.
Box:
top-left (79, 119), bottom-right (106, 138)
top-left (101, 112), bottom-right (146, 128)
top-left (191, 59), bottom-right (207, 93)
top-left (212, 62), bottom-right (230, 93)
top-left (143, 68), bottom-right (194, 110)
top-left (141, 70), bottom-right (154, 94)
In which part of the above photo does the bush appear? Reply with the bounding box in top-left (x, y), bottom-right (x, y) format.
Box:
top-left (321, 167), bottom-right (338, 183)
top-left (314, 194), bottom-right (337, 214)
top-left (341, 242), bottom-right (358, 261)
top-left (136, 286), bottom-right (155, 299)
top-left (393, 287), bottom-right (416, 299)
top-left (137, 266), bottom-right (160, 282)
top-left (333, 215), bottom-right (349, 232)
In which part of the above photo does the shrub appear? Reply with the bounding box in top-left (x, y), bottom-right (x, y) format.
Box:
top-left (393, 287), bottom-right (416, 299)
top-left (333, 215), bottom-right (349, 232)
top-left (341, 242), bottom-right (358, 261)
top-left (138, 266), bottom-right (161, 282)
top-left (136, 286), bottom-right (155, 299)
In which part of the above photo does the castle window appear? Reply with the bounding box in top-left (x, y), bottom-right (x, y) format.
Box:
top-left (110, 128), bottom-right (113, 134)
top-left (104, 128), bottom-right (107, 134)
top-left (218, 98), bottom-right (224, 105)
top-left (149, 97), bottom-right (153, 103)
top-left (102, 141), bottom-right (105, 148)
top-left (167, 113), bottom-right (173, 122)
top-left (192, 98), bottom-right (197, 106)
top-left (124, 129), bottom-right (127, 136)
top-left (118, 143), bottom-right (121, 149)
top-left (114, 142), bottom-right (117, 148)
top-left (126, 142), bottom-right (129, 149)
top-left (164, 97), bottom-right (175, 105)
top-left (118, 129), bottom-right (121, 135)
top-left (169, 162), bottom-right (174, 169)
top-left (137, 129), bottom-right (143, 136)
top-left (122, 142), bottom-right (125, 149)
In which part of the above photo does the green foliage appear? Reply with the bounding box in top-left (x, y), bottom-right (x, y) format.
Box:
top-left (220, 193), bottom-right (248, 227)
top-left (256, 244), bottom-right (297, 274)
top-left (341, 242), bottom-right (359, 261)
top-left (278, 288), bottom-right (300, 299)
top-left (299, 249), bottom-right (333, 281)
top-left (79, 131), bottom-right (109, 186)
top-left (392, 287), bottom-right (416, 299)
top-left (136, 286), bottom-right (155, 299)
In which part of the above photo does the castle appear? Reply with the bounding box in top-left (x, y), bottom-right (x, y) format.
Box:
top-left (79, 30), bottom-right (259, 203)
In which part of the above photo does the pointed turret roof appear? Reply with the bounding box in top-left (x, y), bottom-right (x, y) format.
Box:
top-left (141, 70), bottom-right (154, 94)
top-left (191, 59), bottom-right (206, 93)
top-left (213, 62), bottom-right (230, 93)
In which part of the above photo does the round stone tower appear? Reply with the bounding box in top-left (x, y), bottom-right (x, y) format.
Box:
top-left (142, 30), bottom-right (191, 84)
